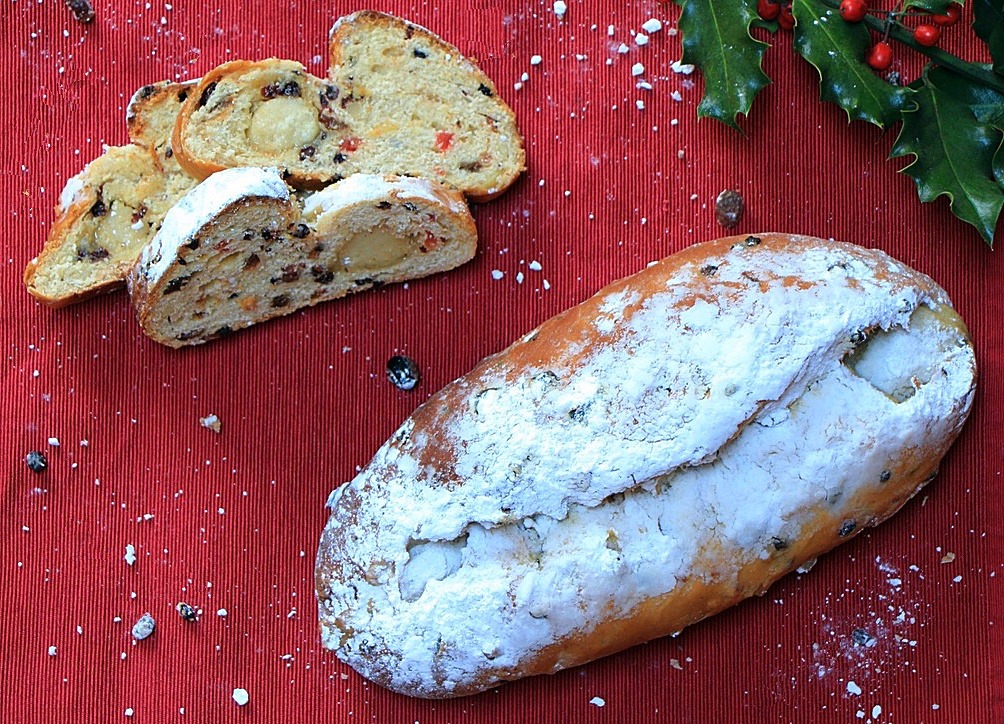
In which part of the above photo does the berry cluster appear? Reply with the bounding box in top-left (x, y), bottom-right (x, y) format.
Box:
top-left (839, 1), bottom-right (963, 70)
top-left (756, 1), bottom-right (964, 71)
top-left (757, 0), bottom-right (795, 30)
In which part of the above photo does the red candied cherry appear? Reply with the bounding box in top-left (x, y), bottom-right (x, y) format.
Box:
top-left (866, 41), bottom-right (893, 71)
top-left (757, 0), bottom-right (781, 21)
top-left (913, 23), bottom-right (942, 46)
top-left (932, 2), bottom-right (962, 26)
top-left (778, 2), bottom-right (795, 29)
top-left (839, 0), bottom-right (868, 22)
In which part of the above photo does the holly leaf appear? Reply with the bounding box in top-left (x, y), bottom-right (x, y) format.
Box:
top-left (890, 65), bottom-right (1004, 246)
top-left (972, 0), bottom-right (1004, 74)
top-left (903, 0), bottom-right (954, 13)
top-left (675, 0), bottom-right (771, 130)
top-left (792, 0), bottom-right (911, 128)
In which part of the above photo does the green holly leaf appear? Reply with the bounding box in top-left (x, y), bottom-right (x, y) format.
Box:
top-left (972, 0), bottom-right (1004, 75)
top-left (903, 0), bottom-right (954, 13)
top-left (891, 65), bottom-right (1004, 246)
top-left (792, 0), bottom-right (911, 128)
top-left (675, 0), bottom-right (771, 131)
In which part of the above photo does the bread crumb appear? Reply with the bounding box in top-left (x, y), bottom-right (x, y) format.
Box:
top-left (48, 645), bottom-right (57, 656)
top-left (671, 60), bottom-right (695, 74)
top-left (530, 54), bottom-right (542, 66)
top-left (528, 260), bottom-right (542, 271)
top-left (872, 704), bottom-right (883, 718)
top-left (631, 62), bottom-right (645, 77)
top-left (199, 414), bottom-right (221, 433)
top-left (642, 18), bottom-right (663, 33)
top-left (124, 544), bottom-right (137, 566)
top-left (131, 613), bottom-right (155, 640)
top-left (847, 680), bottom-right (862, 696)
top-left (588, 696), bottom-right (605, 707)
top-left (553, 1), bottom-right (567, 18)
top-left (217, 608), bottom-right (228, 617)
top-left (232, 688), bottom-right (250, 706)
top-left (124, 708), bottom-right (134, 718)
top-left (634, 33), bottom-right (649, 45)
top-left (941, 552), bottom-right (955, 563)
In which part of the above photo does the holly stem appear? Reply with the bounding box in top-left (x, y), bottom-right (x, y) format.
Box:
top-left (817, 0), bottom-right (1004, 94)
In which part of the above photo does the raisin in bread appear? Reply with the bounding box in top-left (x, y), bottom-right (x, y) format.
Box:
top-left (127, 168), bottom-right (477, 347)
top-left (24, 82), bottom-right (198, 307)
top-left (171, 11), bottom-right (524, 200)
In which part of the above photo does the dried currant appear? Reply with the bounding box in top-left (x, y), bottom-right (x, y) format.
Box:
top-left (714, 189), bottom-right (744, 228)
top-left (386, 355), bottom-right (421, 391)
top-left (25, 450), bottom-right (47, 473)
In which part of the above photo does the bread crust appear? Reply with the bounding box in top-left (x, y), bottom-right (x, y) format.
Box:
top-left (315, 233), bottom-right (977, 698)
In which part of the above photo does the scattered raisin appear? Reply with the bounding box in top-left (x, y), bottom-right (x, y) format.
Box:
top-left (838, 520), bottom-right (857, 537)
top-left (175, 602), bottom-right (199, 622)
top-left (770, 536), bottom-right (789, 551)
top-left (165, 275), bottom-right (191, 294)
top-left (64, 0), bottom-right (94, 23)
top-left (137, 85), bottom-right (156, 100)
top-left (185, 238), bottom-right (200, 250)
top-left (714, 189), bottom-right (744, 228)
top-left (290, 223), bottom-right (310, 239)
top-left (243, 254), bottom-right (260, 270)
top-left (176, 89), bottom-right (189, 103)
top-left (299, 145), bottom-right (316, 160)
top-left (271, 294), bottom-right (290, 308)
top-left (402, 202), bottom-right (418, 212)
top-left (242, 230), bottom-right (255, 241)
top-left (699, 264), bottom-right (718, 277)
top-left (215, 326), bottom-right (233, 338)
top-left (478, 83), bottom-right (493, 97)
top-left (198, 82), bottom-right (217, 108)
top-left (164, 147), bottom-right (174, 159)
top-left (261, 80), bottom-right (301, 99)
top-left (260, 228), bottom-right (273, 240)
top-left (852, 628), bottom-right (877, 647)
top-left (77, 247), bottom-right (109, 261)
top-left (850, 329), bottom-right (868, 345)
top-left (176, 329), bottom-right (204, 342)
top-left (413, 48), bottom-right (428, 58)
top-left (879, 470), bottom-right (891, 482)
top-left (274, 265), bottom-right (301, 283)
top-left (405, 25), bottom-right (415, 39)
top-left (459, 161), bottom-right (483, 172)
top-left (376, 201), bottom-right (392, 210)
top-left (333, 153), bottom-right (347, 164)
top-left (744, 235), bottom-right (761, 247)
top-left (386, 355), bottom-right (420, 390)
top-left (89, 197), bottom-right (107, 217)
top-left (353, 277), bottom-right (383, 288)
top-left (311, 265), bottom-right (334, 284)
top-left (131, 206), bottom-right (148, 224)
top-left (25, 450), bottom-right (47, 473)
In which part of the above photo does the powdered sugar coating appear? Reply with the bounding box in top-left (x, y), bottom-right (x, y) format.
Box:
top-left (316, 235), bottom-right (976, 697)
top-left (302, 174), bottom-right (468, 220)
top-left (134, 167), bottom-right (288, 287)
top-left (59, 172), bottom-right (86, 211)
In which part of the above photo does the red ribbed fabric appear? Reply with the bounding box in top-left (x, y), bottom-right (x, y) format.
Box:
top-left (2, 2), bottom-right (1000, 722)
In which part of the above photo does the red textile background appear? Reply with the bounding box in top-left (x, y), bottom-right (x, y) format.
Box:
top-left (2, 1), bottom-right (1002, 722)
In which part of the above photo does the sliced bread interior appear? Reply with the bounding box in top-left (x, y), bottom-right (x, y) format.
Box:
top-left (127, 168), bottom-right (478, 347)
top-left (25, 81), bottom-right (198, 307)
top-left (25, 145), bottom-right (169, 307)
top-left (171, 11), bottom-right (524, 200)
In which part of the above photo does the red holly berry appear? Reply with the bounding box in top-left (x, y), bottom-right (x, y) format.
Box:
top-left (757, 0), bottom-right (781, 21)
top-left (932, 2), bottom-right (962, 26)
top-left (778, 3), bottom-right (795, 30)
top-left (866, 41), bottom-right (893, 71)
top-left (913, 23), bottom-right (942, 47)
top-left (839, 0), bottom-right (868, 23)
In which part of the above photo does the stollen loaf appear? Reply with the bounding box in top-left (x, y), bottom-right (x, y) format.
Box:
top-left (315, 233), bottom-right (977, 698)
